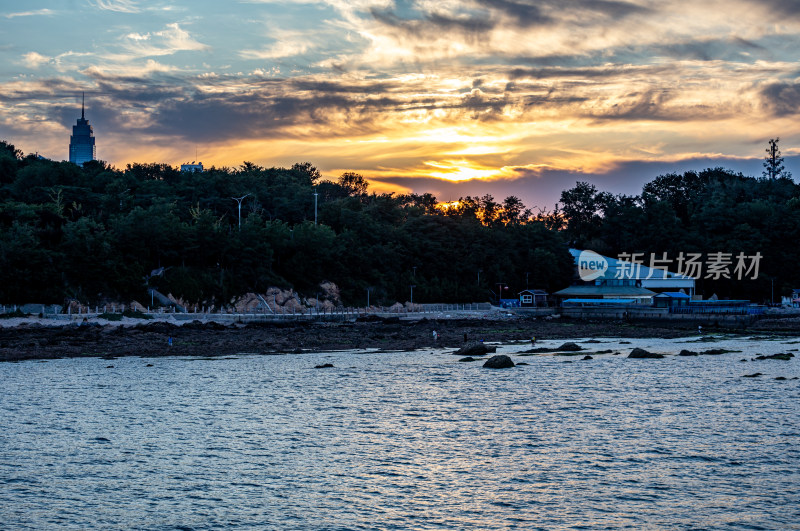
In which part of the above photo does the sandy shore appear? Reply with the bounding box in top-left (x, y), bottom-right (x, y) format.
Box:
top-left (2, 313), bottom-right (774, 361)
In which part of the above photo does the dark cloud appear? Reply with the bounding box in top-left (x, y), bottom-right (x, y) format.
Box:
top-left (752, 0), bottom-right (800, 16)
top-left (583, 90), bottom-right (684, 121)
top-left (510, 64), bottom-right (670, 80)
top-left (759, 81), bottom-right (800, 116)
top-left (369, 8), bottom-right (494, 39)
top-left (473, 0), bottom-right (549, 26)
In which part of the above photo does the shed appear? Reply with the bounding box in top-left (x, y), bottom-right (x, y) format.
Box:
top-left (518, 289), bottom-right (548, 307)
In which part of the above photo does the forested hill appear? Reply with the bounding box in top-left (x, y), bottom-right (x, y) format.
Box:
top-left (2, 139), bottom-right (797, 307)
top-left (0, 141), bottom-right (573, 306)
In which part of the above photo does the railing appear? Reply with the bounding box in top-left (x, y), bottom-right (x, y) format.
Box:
top-left (670, 306), bottom-right (765, 315)
top-left (0, 302), bottom-right (495, 321)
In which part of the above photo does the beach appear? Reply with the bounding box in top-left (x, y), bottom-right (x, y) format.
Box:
top-left (2, 313), bottom-right (798, 361)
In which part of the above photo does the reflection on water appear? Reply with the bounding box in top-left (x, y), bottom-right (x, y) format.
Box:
top-left (1, 336), bottom-right (799, 529)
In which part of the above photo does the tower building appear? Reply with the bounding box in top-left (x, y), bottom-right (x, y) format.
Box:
top-left (69, 93), bottom-right (96, 166)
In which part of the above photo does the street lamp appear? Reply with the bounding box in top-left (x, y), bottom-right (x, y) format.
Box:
top-left (410, 284), bottom-right (416, 305)
top-left (314, 187), bottom-right (319, 225)
top-left (496, 283), bottom-right (507, 304)
top-left (231, 194), bottom-right (250, 231)
top-left (366, 287), bottom-right (371, 308)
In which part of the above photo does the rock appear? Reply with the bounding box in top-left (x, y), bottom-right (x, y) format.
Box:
top-left (105, 365), bottom-right (114, 368)
top-left (555, 342), bottom-right (583, 352)
top-left (628, 348), bottom-right (664, 359)
top-left (754, 353), bottom-right (794, 360)
top-left (679, 349), bottom-right (699, 356)
top-left (314, 363), bottom-right (334, 369)
top-left (742, 373), bottom-right (763, 378)
top-left (581, 355), bottom-right (593, 360)
top-left (454, 342), bottom-right (492, 357)
top-left (458, 356), bottom-right (478, 362)
top-left (516, 362), bottom-right (530, 366)
top-left (595, 349), bottom-right (613, 354)
top-left (520, 347), bottom-right (554, 354)
top-left (775, 376), bottom-right (787, 380)
top-left (145, 363), bottom-right (154, 367)
top-left (482, 355), bottom-right (515, 369)
top-left (703, 348), bottom-right (739, 355)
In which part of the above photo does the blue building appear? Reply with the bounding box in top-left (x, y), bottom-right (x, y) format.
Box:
top-left (69, 94), bottom-right (96, 166)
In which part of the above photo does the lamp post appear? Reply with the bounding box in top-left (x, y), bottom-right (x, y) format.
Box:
top-left (496, 283), bottom-right (506, 304)
top-left (410, 285), bottom-right (416, 305)
top-left (314, 187), bottom-right (318, 225)
top-left (366, 287), bottom-right (371, 308)
top-left (232, 194), bottom-right (250, 231)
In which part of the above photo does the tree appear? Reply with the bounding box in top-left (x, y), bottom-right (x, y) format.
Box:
top-left (338, 172), bottom-right (369, 196)
top-left (763, 138), bottom-right (791, 180)
top-left (557, 182), bottom-right (607, 247)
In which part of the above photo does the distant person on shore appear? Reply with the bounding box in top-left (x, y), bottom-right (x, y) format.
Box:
top-left (432, 330), bottom-right (438, 342)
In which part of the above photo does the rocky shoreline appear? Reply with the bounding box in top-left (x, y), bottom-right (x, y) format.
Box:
top-left (3, 314), bottom-right (797, 362)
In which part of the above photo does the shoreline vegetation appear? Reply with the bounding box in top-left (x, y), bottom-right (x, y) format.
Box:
top-left (2, 314), bottom-right (799, 362)
top-left (2, 139), bottom-right (799, 312)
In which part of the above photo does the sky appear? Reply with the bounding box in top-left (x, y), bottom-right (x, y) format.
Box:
top-left (1, 0), bottom-right (799, 209)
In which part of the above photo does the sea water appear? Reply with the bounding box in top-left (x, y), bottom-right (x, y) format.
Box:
top-left (1, 335), bottom-right (799, 530)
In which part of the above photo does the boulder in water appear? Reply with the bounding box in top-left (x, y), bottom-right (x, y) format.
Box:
top-left (314, 363), bottom-right (334, 369)
top-left (555, 342), bottom-right (583, 352)
top-left (581, 355), bottom-right (593, 360)
top-left (483, 355), bottom-right (515, 369)
top-left (754, 353), bottom-right (794, 361)
top-left (454, 342), bottom-right (492, 357)
top-left (628, 348), bottom-right (664, 359)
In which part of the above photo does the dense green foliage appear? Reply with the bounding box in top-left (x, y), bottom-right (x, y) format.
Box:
top-left (557, 168), bottom-right (800, 302)
top-left (3, 137), bottom-right (796, 306)
top-left (0, 140), bottom-right (572, 306)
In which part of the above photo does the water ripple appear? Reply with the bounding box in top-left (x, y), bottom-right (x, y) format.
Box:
top-left (1, 336), bottom-right (799, 529)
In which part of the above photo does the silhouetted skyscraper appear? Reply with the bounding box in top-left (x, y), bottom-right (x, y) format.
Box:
top-left (69, 93), bottom-right (96, 166)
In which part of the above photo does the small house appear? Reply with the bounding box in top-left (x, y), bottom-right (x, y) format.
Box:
top-left (518, 289), bottom-right (548, 307)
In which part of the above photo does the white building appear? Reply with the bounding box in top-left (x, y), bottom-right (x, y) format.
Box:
top-left (569, 249), bottom-right (696, 297)
top-left (180, 161), bottom-right (204, 172)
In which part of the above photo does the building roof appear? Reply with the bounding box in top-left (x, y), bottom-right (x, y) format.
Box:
top-left (654, 292), bottom-right (691, 298)
top-left (563, 298), bottom-right (637, 305)
top-left (518, 289), bottom-right (547, 295)
top-left (553, 285), bottom-right (656, 297)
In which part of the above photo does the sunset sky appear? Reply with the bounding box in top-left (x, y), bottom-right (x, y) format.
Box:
top-left (1, 0), bottom-right (799, 208)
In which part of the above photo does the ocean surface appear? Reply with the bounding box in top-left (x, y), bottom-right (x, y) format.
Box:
top-left (1, 335), bottom-right (799, 530)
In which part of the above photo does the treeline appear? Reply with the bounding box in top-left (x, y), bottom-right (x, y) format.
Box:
top-left (556, 167), bottom-right (800, 302)
top-left (0, 141), bottom-right (573, 306)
